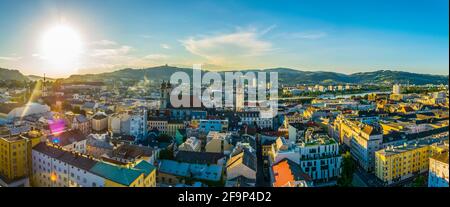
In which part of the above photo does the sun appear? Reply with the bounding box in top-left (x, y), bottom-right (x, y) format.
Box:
top-left (41, 23), bottom-right (83, 69)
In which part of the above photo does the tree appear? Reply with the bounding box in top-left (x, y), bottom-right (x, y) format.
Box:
top-left (157, 133), bottom-right (173, 143)
top-left (159, 148), bottom-right (174, 160)
top-left (337, 151), bottom-right (356, 187)
top-left (413, 175), bottom-right (426, 187)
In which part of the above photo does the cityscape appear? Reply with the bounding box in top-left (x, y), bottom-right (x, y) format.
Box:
top-left (0, 0), bottom-right (448, 188)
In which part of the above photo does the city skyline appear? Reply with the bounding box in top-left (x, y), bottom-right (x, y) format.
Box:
top-left (0, 0), bottom-right (449, 78)
top-left (1, 0), bottom-right (449, 192)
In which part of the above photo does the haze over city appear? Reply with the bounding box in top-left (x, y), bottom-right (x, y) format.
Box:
top-left (0, 0), bottom-right (448, 78)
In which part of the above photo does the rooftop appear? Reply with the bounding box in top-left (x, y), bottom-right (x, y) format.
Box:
top-left (33, 143), bottom-right (97, 171)
top-left (175, 151), bottom-right (225, 165)
top-left (430, 151), bottom-right (449, 164)
top-left (226, 148), bottom-right (256, 171)
top-left (92, 113), bottom-right (107, 120)
top-left (133, 160), bottom-right (157, 176)
top-left (0, 135), bottom-right (24, 142)
top-left (158, 159), bottom-right (222, 181)
top-left (272, 158), bottom-right (312, 187)
top-left (110, 143), bottom-right (154, 160)
top-left (158, 160), bottom-right (190, 177)
top-left (377, 138), bottom-right (448, 157)
top-left (48, 129), bottom-right (87, 147)
top-left (300, 134), bottom-right (337, 146)
top-left (90, 162), bottom-right (144, 186)
top-left (226, 175), bottom-right (256, 187)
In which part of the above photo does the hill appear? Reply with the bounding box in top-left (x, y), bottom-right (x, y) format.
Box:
top-left (63, 66), bottom-right (449, 85)
top-left (26, 75), bottom-right (56, 82)
top-left (0, 68), bottom-right (29, 81)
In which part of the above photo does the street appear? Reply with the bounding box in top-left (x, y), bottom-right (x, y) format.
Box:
top-left (255, 136), bottom-right (270, 187)
top-left (353, 166), bottom-right (384, 187)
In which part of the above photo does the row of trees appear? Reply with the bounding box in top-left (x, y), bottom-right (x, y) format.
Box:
top-left (337, 151), bottom-right (356, 187)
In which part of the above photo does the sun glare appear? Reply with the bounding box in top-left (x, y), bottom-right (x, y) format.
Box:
top-left (41, 24), bottom-right (82, 69)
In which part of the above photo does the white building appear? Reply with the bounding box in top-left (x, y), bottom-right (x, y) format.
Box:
top-left (350, 125), bottom-right (383, 172)
top-left (91, 112), bottom-right (108, 132)
top-left (288, 123), bottom-right (306, 144)
top-left (432, 91), bottom-right (446, 99)
top-left (428, 151), bottom-right (449, 187)
top-left (32, 143), bottom-right (104, 187)
top-left (108, 114), bottom-right (124, 134)
top-left (274, 134), bottom-right (342, 185)
top-left (392, 84), bottom-right (401, 94)
top-left (31, 142), bottom-right (154, 187)
top-left (8, 103), bottom-right (50, 118)
top-left (238, 111), bottom-right (273, 129)
top-left (129, 108), bottom-right (148, 140)
top-left (48, 129), bottom-right (88, 154)
top-left (235, 80), bottom-right (245, 112)
top-left (147, 118), bottom-right (168, 134)
top-left (328, 85), bottom-right (334, 91)
top-left (297, 135), bottom-right (342, 185)
top-left (318, 85), bottom-right (325, 92)
top-left (178, 137), bottom-right (201, 152)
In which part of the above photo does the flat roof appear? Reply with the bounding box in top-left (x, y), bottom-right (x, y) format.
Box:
top-left (430, 151), bottom-right (449, 164)
top-left (377, 138), bottom-right (448, 157)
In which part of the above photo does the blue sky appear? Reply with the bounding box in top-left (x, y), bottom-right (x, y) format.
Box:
top-left (0, 0), bottom-right (448, 77)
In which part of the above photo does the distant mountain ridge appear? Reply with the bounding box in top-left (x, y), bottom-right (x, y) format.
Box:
top-left (0, 68), bottom-right (29, 81)
top-left (26, 75), bottom-right (56, 82)
top-left (1, 66), bottom-right (448, 85)
top-left (63, 66), bottom-right (448, 85)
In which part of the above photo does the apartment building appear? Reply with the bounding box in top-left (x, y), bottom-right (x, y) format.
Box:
top-left (297, 134), bottom-right (342, 185)
top-left (333, 115), bottom-right (383, 171)
top-left (91, 112), bottom-right (108, 132)
top-left (0, 130), bottom-right (43, 186)
top-left (428, 151), bottom-right (449, 187)
top-left (205, 131), bottom-right (233, 154)
top-left (374, 139), bottom-right (447, 185)
top-left (178, 137), bottom-right (201, 152)
top-left (31, 143), bottom-right (156, 187)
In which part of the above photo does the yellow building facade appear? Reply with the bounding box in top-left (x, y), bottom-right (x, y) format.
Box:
top-left (0, 130), bottom-right (43, 182)
top-left (167, 122), bottom-right (185, 138)
top-left (375, 141), bottom-right (447, 185)
top-left (261, 137), bottom-right (284, 162)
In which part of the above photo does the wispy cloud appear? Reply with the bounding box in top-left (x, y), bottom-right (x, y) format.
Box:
top-left (160, 44), bottom-right (171, 49)
top-left (144, 54), bottom-right (169, 60)
top-left (260, 24), bottom-right (277, 35)
top-left (277, 31), bottom-right (327, 40)
top-left (77, 39), bottom-right (171, 73)
top-left (0, 56), bottom-right (22, 61)
top-left (90, 39), bottom-right (118, 46)
top-left (139, 35), bottom-right (153, 39)
top-left (181, 27), bottom-right (273, 63)
top-left (90, 45), bottom-right (133, 58)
